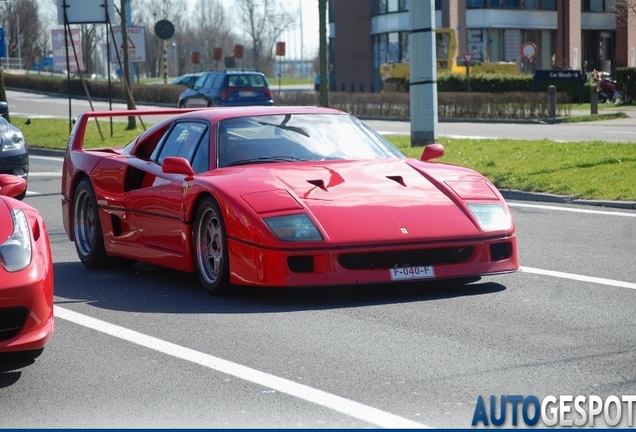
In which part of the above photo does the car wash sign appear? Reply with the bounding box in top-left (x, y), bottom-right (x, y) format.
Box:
top-left (109, 26), bottom-right (147, 63)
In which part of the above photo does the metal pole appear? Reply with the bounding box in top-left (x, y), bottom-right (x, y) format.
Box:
top-left (163, 39), bottom-right (167, 84)
top-left (409, 0), bottom-right (438, 146)
top-left (16, 10), bottom-right (21, 69)
top-left (172, 42), bottom-right (177, 77)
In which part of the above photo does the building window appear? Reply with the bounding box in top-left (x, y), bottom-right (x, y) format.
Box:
top-left (400, 32), bottom-right (409, 62)
top-left (467, 0), bottom-right (486, 7)
top-left (582, 0), bottom-right (613, 11)
top-left (542, 0), bottom-right (556, 9)
top-left (388, 0), bottom-right (399, 12)
top-left (379, 0), bottom-right (387, 14)
top-left (524, 0), bottom-right (540, 8)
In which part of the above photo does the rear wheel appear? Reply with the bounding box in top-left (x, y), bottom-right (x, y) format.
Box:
top-left (73, 179), bottom-right (136, 269)
top-left (73, 179), bottom-right (111, 268)
top-left (193, 197), bottom-right (231, 295)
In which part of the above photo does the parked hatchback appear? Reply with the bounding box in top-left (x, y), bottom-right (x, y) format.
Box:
top-left (177, 70), bottom-right (274, 108)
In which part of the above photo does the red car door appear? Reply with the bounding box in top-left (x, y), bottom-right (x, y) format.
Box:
top-left (127, 121), bottom-right (209, 254)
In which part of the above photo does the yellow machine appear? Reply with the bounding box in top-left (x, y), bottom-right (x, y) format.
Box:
top-left (379, 28), bottom-right (518, 92)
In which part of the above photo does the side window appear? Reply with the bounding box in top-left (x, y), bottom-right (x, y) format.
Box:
top-left (153, 122), bottom-right (208, 165)
top-left (193, 73), bottom-right (210, 89)
top-left (177, 123), bottom-right (207, 162)
top-left (203, 74), bottom-right (218, 89)
top-left (212, 76), bottom-right (225, 90)
top-left (191, 130), bottom-right (211, 173)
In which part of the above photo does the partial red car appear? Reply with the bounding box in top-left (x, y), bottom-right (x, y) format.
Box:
top-left (61, 106), bottom-right (518, 295)
top-left (0, 174), bottom-right (54, 360)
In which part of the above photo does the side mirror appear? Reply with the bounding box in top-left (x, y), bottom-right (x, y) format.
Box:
top-left (0, 174), bottom-right (27, 199)
top-left (162, 156), bottom-right (195, 180)
top-left (0, 101), bottom-right (8, 116)
top-left (421, 143), bottom-right (445, 162)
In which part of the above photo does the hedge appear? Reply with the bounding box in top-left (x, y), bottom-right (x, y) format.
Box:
top-left (3, 72), bottom-right (571, 119)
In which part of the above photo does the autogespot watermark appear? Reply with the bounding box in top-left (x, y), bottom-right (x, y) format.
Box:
top-left (472, 395), bottom-right (636, 427)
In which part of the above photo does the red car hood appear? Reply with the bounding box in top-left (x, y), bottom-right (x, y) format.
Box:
top-left (247, 159), bottom-right (497, 244)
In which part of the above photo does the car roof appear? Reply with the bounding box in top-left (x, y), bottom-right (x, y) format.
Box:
top-left (205, 69), bottom-right (265, 75)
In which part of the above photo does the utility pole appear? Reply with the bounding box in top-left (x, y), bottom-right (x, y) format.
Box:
top-left (318, 0), bottom-right (329, 107)
top-left (409, 0), bottom-right (438, 146)
top-left (120, 0), bottom-right (135, 129)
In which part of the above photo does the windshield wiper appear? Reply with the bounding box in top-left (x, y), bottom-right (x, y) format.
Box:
top-left (257, 114), bottom-right (310, 137)
top-left (225, 156), bottom-right (309, 167)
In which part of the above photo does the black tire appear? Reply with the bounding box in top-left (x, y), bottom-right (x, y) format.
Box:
top-left (73, 179), bottom-right (136, 269)
top-left (72, 179), bottom-right (111, 268)
top-left (15, 175), bottom-right (27, 200)
top-left (193, 197), bottom-right (232, 295)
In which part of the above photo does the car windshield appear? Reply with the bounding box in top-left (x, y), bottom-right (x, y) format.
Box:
top-left (217, 113), bottom-right (404, 168)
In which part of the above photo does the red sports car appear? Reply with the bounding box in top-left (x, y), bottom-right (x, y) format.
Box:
top-left (61, 106), bottom-right (518, 295)
top-left (0, 174), bottom-right (54, 360)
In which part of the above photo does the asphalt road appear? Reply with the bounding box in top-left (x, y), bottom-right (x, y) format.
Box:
top-left (1, 154), bottom-right (635, 428)
top-left (6, 89), bottom-right (636, 143)
top-left (3, 91), bottom-right (636, 426)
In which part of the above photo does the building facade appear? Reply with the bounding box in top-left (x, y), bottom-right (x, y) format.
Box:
top-left (328, 0), bottom-right (636, 93)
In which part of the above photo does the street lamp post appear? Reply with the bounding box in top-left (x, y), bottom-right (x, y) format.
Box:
top-left (172, 42), bottom-right (177, 77)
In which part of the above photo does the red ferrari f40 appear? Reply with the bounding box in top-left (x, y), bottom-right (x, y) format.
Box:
top-left (61, 106), bottom-right (518, 295)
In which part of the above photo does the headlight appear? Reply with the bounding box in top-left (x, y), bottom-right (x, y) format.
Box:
top-left (467, 203), bottom-right (512, 232)
top-left (263, 214), bottom-right (323, 241)
top-left (0, 209), bottom-right (32, 272)
top-left (0, 133), bottom-right (26, 152)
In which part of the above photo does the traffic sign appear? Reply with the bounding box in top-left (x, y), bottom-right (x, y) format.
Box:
top-left (463, 53), bottom-right (473, 65)
top-left (109, 26), bottom-right (147, 63)
top-left (154, 19), bottom-right (174, 40)
top-left (0, 28), bottom-right (5, 58)
top-left (521, 42), bottom-right (537, 61)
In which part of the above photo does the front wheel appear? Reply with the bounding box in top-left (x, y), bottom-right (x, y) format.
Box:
top-left (193, 197), bottom-right (232, 295)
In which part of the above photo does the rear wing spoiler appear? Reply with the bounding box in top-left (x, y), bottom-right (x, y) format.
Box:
top-left (67, 108), bottom-right (209, 152)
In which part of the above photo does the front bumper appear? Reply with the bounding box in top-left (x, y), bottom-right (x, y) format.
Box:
top-left (0, 149), bottom-right (29, 178)
top-left (0, 243), bottom-right (54, 353)
top-left (227, 234), bottom-right (519, 287)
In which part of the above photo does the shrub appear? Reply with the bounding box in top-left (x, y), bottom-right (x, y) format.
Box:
top-left (615, 67), bottom-right (636, 104)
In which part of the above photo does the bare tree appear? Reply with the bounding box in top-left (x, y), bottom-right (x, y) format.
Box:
top-left (1, 0), bottom-right (46, 70)
top-left (236, 0), bottom-right (296, 75)
top-left (134, 0), bottom-right (187, 78)
top-left (193, 0), bottom-right (236, 71)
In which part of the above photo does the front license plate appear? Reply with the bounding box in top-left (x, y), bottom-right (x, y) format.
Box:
top-left (389, 266), bottom-right (435, 281)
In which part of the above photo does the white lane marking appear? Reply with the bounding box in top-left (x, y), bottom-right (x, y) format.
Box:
top-left (520, 266), bottom-right (636, 290)
top-left (53, 306), bottom-right (428, 429)
top-left (27, 171), bottom-right (62, 177)
top-left (29, 155), bottom-right (64, 162)
top-left (25, 191), bottom-right (41, 196)
top-left (508, 202), bottom-right (636, 217)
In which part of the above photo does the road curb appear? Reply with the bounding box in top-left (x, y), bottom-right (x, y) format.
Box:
top-left (29, 148), bottom-right (635, 210)
top-left (499, 189), bottom-right (636, 210)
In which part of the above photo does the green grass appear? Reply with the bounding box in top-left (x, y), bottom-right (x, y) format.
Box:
top-left (16, 116), bottom-right (636, 201)
top-left (386, 135), bottom-right (636, 201)
top-left (266, 77), bottom-right (313, 86)
top-left (559, 112), bottom-right (628, 123)
top-left (17, 116), bottom-right (146, 150)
